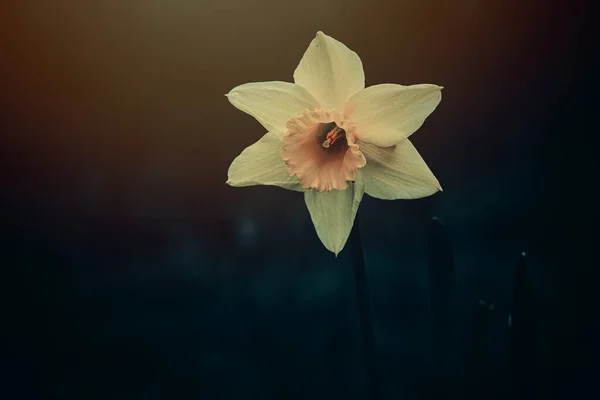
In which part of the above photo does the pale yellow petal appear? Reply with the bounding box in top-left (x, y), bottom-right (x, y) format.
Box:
top-left (304, 171), bottom-right (365, 255)
top-left (226, 82), bottom-right (320, 137)
top-left (293, 31), bottom-right (365, 111)
top-left (360, 139), bottom-right (442, 200)
top-left (345, 84), bottom-right (442, 147)
top-left (227, 132), bottom-right (305, 191)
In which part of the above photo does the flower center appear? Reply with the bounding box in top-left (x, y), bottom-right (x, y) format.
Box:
top-left (281, 109), bottom-right (366, 192)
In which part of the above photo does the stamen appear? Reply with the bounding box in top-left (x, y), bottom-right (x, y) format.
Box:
top-left (322, 126), bottom-right (345, 148)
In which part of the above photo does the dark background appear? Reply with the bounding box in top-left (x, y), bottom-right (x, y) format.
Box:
top-left (1, 0), bottom-right (596, 398)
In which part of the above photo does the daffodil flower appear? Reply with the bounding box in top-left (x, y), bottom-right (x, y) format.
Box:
top-left (226, 31), bottom-right (443, 255)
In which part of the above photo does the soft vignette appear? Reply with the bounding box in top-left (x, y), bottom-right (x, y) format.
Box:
top-left (225, 31), bottom-right (443, 255)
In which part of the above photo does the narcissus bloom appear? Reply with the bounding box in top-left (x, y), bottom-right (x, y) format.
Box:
top-left (226, 31), bottom-right (443, 255)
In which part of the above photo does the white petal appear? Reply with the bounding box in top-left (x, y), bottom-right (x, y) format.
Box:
top-left (294, 31), bottom-right (365, 111)
top-left (360, 139), bottom-right (442, 200)
top-left (304, 171), bottom-right (365, 255)
top-left (227, 132), bottom-right (305, 191)
top-left (345, 84), bottom-right (442, 147)
top-left (226, 82), bottom-right (320, 137)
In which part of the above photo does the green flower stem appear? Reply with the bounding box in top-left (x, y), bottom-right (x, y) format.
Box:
top-left (349, 213), bottom-right (381, 400)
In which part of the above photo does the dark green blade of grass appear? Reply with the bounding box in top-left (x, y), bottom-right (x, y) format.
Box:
top-left (349, 214), bottom-right (381, 400)
top-left (427, 216), bottom-right (456, 398)
top-left (509, 252), bottom-right (536, 398)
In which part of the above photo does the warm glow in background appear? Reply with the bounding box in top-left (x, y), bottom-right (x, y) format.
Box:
top-left (3, 1), bottom-right (585, 229)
